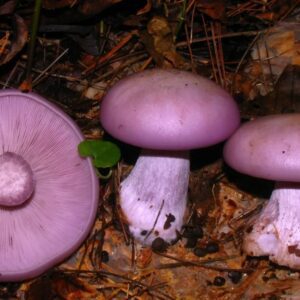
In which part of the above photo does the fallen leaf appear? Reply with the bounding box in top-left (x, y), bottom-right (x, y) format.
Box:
top-left (79, 0), bottom-right (122, 16)
top-left (141, 16), bottom-right (186, 68)
top-left (196, 0), bottom-right (226, 21)
top-left (0, 14), bottom-right (28, 65)
top-left (41, 0), bottom-right (122, 24)
top-left (0, 0), bottom-right (18, 15)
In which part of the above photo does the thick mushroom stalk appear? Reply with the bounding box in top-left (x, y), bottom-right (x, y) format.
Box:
top-left (0, 152), bottom-right (34, 206)
top-left (121, 150), bottom-right (189, 244)
top-left (244, 182), bottom-right (300, 268)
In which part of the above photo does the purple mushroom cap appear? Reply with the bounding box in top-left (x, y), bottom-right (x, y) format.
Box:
top-left (101, 69), bottom-right (240, 150)
top-left (223, 114), bottom-right (300, 182)
top-left (0, 90), bottom-right (99, 281)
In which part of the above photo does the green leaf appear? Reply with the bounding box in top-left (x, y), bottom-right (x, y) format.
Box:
top-left (78, 140), bottom-right (121, 168)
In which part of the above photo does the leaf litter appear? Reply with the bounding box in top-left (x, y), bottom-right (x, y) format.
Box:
top-left (1, 0), bottom-right (300, 299)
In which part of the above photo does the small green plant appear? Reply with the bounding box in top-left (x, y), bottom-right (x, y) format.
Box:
top-left (78, 140), bottom-right (121, 178)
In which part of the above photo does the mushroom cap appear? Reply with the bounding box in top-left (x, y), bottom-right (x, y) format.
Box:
top-left (101, 69), bottom-right (240, 150)
top-left (0, 89), bottom-right (99, 281)
top-left (224, 114), bottom-right (300, 182)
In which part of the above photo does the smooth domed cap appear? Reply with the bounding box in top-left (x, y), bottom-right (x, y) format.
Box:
top-left (101, 69), bottom-right (240, 150)
top-left (0, 89), bottom-right (99, 281)
top-left (224, 114), bottom-right (300, 182)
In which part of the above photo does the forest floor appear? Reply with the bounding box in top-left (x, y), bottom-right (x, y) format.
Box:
top-left (1, 0), bottom-right (300, 299)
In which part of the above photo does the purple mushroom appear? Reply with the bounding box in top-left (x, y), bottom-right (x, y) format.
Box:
top-left (101, 69), bottom-right (240, 245)
top-left (224, 114), bottom-right (300, 269)
top-left (0, 89), bottom-right (98, 281)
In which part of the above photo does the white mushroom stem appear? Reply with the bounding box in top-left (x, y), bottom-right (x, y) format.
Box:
top-left (244, 182), bottom-right (300, 269)
top-left (120, 149), bottom-right (190, 245)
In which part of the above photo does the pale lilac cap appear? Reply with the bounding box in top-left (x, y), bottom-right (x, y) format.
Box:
top-left (224, 114), bottom-right (300, 182)
top-left (0, 89), bottom-right (99, 281)
top-left (101, 69), bottom-right (240, 150)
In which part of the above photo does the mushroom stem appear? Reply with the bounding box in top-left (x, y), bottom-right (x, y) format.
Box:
top-left (120, 149), bottom-right (190, 245)
top-left (244, 182), bottom-right (300, 268)
top-left (0, 152), bottom-right (34, 207)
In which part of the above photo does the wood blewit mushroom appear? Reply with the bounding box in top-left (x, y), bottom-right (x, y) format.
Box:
top-left (101, 69), bottom-right (240, 245)
top-left (0, 89), bottom-right (99, 281)
top-left (224, 114), bottom-right (300, 269)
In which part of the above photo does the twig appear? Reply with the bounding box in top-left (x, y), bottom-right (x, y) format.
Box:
top-left (57, 268), bottom-right (174, 300)
top-left (154, 251), bottom-right (253, 273)
top-left (176, 30), bottom-right (266, 47)
top-left (2, 61), bottom-right (19, 89)
top-left (32, 48), bottom-right (69, 86)
top-left (83, 31), bottom-right (136, 76)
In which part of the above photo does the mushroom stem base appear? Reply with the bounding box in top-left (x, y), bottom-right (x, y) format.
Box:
top-left (244, 182), bottom-right (300, 269)
top-left (120, 149), bottom-right (190, 245)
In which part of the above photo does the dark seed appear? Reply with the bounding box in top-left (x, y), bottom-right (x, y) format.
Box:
top-left (183, 226), bottom-right (203, 239)
top-left (152, 237), bottom-right (168, 252)
top-left (193, 247), bottom-right (208, 257)
top-left (205, 242), bottom-right (219, 253)
top-left (213, 276), bottom-right (226, 286)
top-left (182, 227), bottom-right (194, 238)
top-left (262, 276), bottom-right (269, 282)
top-left (101, 250), bottom-right (109, 263)
top-left (193, 227), bottom-right (203, 239)
top-left (185, 238), bottom-right (198, 248)
top-left (228, 271), bottom-right (242, 284)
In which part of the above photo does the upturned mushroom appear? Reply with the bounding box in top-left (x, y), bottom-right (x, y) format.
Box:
top-left (101, 69), bottom-right (240, 245)
top-left (224, 114), bottom-right (300, 269)
top-left (0, 89), bottom-right (98, 281)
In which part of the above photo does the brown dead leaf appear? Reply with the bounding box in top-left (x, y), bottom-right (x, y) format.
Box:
top-left (42, 0), bottom-right (121, 24)
top-left (52, 276), bottom-right (97, 300)
top-left (19, 78), bottom-right (32, 92)
top-left (251, 23), bottom-right (300, 77)
top-left (213, 182), bottom-right (261, 239)
top-left (26, 278), bottom-right (53, 300)
top-left (79, 0), bottom-right (122, 16)
top-left (255, 12), bottom-right (275, 22)
top-left (267, 64), bottom-right (300, 113)
top-left (137, 0), bottom-right (152, 15)
top-left (43, 0), bottom-right (122, 15)
top-left (0, 14), bottom-right (28, 66)
top-left (232, 72), bottom-right (257, 100)
top-left (141, 16), bottom-right (186, 68)
top-left (196, 0), bottom-right (226, 21)
top-left (243, 22), bottom-right (300, 99)
top-left (0, 0), bottom-right (17, 15)
top-left (271, 0), bottom-right (297, 21)
top-left (136, 247), bottom-right (153, 269)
